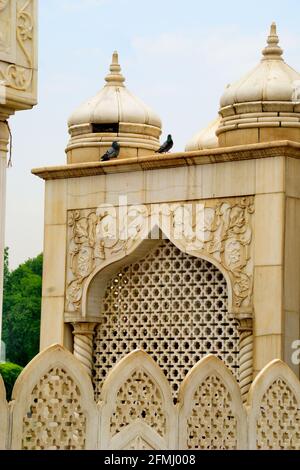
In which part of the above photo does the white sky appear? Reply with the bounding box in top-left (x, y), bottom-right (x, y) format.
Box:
top-left (6, 0), bottom-right (300, 268)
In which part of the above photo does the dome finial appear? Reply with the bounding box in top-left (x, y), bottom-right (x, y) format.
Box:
top-left (105, 51), bottom-right (125, 86)
top-left (262, 22), bottom-right (283, 61)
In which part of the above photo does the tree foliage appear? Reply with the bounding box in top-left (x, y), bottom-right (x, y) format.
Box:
top-left (0, 362), bottom-right (23, 400)
top-left (2, 250), bottom-right (42, 366)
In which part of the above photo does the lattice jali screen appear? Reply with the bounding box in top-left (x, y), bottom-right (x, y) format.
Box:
top-left (110, 369), bottom-right (166, 438)
top-left (187, 374), bottom-right (238, 449)
top-left (22, 367), bottom-right (87, 450)
top-left (93, 239), bottom-right (239, 401)
top-left (256, 378), bottom-right (300, 450)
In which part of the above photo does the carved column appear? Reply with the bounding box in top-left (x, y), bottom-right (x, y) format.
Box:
top-left (72, 322), bottom-right (97, 377)
top-left (238, 317), bottom-right (253, 402)
top-left (0, 120), bottom-right (9, 356)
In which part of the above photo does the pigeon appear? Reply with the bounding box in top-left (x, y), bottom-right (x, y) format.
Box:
top-left (155, 134), bottom-right (174, 154)
top-left (101, 141), bottom-right (120, 161)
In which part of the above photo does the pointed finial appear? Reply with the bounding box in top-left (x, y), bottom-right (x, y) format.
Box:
top-left (262, 22), bottom-right (283, 60)
top-left (105, 51), bottom-right (125, 86)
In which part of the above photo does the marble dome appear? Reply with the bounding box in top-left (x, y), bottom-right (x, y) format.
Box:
top-left (185, 117), bottom-right (220, 151)
top-left (217, 23), bottom-right (300, 147)
top-left (66, 52), bottom-right (162, 163)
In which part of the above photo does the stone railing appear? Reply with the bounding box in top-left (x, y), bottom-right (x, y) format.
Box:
top-left (0, 345), bottom-right (299, 450)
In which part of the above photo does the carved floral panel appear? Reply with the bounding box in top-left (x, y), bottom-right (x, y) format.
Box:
top-left (66, 197), bottom-right (254, 317)
top-left (0, 0), bottom-right (37, 106)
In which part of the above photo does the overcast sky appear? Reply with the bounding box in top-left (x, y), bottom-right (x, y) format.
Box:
top-left (6, 0), bottom-right (300, 268)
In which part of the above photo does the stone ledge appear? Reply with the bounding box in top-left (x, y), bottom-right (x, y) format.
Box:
top-left (32, 140), bottom-right (300, 181)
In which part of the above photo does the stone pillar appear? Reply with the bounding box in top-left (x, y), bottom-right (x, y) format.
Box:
top-left (0, 120), bottom-right (9, 356)
top-left (238, 317), bottom-right (253, 402)
top-left (72, 323), bottom-right (97, 377)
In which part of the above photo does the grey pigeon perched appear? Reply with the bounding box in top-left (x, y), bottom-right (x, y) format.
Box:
top-left (155, 134), bottom-right (173, 154)
top-left (101, 141), bottom-right (120, 161)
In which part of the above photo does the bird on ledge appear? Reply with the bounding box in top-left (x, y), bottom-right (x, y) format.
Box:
top-left (155, 134), bottom-right (174, 154)
top-left (101, 141), bottom-right (120, 161)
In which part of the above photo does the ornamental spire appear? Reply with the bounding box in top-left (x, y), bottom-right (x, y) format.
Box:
top-left (262, 22), bottom-right (283, 61)
top-left (105, 51), bottom-right (125, 86)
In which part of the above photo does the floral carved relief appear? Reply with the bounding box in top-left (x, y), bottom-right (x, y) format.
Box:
top-left (0, 0), bottom-right (36, 92)
top-left (66, 197), bottom-right (254, 316)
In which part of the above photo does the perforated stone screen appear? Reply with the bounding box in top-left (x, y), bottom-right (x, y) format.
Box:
top-left (93, 240), bottom-right (239, 401)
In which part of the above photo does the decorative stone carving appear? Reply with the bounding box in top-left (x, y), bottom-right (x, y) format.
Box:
top-left (187, 374), bottom-right (238, 449)
top-left (0, 0), bottom-right (37, 109)
top-left (110, 369), bottom-right (166, 438)
top-left (66, 197), bottom-right (254, 317)
top-left (5, 347), bottom-right (300, 450)
top-left (178, 355), bottom-right (247, 450)
top-left (248, 359), bottom-right (300, 450)
top-left (99, 350), bottom-right (177, 450)
top-left (0, 1), bottom-right (15, 62)
top-left (22, 366), bottom-right (87, 450)
top-left (11, 344), bottom-right (98, 450)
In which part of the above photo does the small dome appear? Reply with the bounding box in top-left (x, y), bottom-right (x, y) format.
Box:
top-left (66, 52), bottom-right (162, 163)
top-left (185, 117), bottom-right (220, 151)
top-left (220, 23), bottom-right (300, 107)
top-left (217, 23), bottom-right (300, 147)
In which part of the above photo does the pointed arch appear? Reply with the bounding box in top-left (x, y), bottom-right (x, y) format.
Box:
top-left (0, 374), bottom-right (8, 449)
top-left (99, 350), bottom-right (176, 449)
top-left (178, 355), bottom-right (247, 450)
top-left (247, 359), bottom-right (300, 450)
top-left (11, 344), bottom-right (98, 450)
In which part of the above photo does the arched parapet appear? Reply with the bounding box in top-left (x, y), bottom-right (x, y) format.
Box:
top-left (0, 374), bottom-right (8, 450)
top-left (10, 344), bottom-right (99, 450)
top-left (99, 350), bottom-right (177, 450)
top-left (178, 355), bottom-right (247, 450)
top-left (247, 359), bottom-right (300, 450)
top-left (65, 196), bottom-right (254, 321)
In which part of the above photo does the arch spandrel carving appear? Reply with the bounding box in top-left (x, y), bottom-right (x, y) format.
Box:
top-left (65, 197), bottom-right (254, 321)
top-left (99, 350), bottom-right (177, 450)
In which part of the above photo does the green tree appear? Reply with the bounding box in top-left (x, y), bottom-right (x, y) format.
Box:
top-left (2, 252), bottom-right (42, 366)
top-left (0, 362), bottom-right (23, 400)
top-left (3, 247), bottom-right (9, 290)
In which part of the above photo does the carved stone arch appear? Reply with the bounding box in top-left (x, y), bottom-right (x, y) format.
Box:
top-left (10, 344), bottom-right (99, 450)
top-left (0, 374), bottom-right (8, 450)
top-left (247, 359), bottom-right (300, 450)
top-left (99, 350), bottom-right (176, 450)
top-left (82, 223), bottom-right (235, 319)
top-left (178, 355), bottom-right (247, 450)
top-left (67, 200), bottom-right (254, 399)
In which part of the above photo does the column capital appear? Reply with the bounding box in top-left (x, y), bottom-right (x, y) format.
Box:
top-left (72, 322), bottom-right (97, 336)
top-left (238, 317), bottom-right (253, 333)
